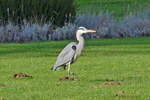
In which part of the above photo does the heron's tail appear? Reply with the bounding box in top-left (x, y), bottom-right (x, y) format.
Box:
top-left (51, 65), bottom-right (57, 71)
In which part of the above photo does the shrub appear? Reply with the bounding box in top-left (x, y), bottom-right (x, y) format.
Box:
top-left (0, 10), bottom-right (150, 43)
top-left (75, 12), bottom-right (118, 38)
top-left (117, 13), bottom-right (150, 37)
top-left (75, 11), bottom-right (150, 38)
top-left (0, 22), bottom-right (77, 42)
top-left (51, 23), bottom-right (77, 40)
top-left (0, 21), bottom-right (52, 42)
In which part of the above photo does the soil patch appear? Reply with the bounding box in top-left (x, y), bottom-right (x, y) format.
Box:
top-left (13, 73), bottom-right (32, 78)
top-left (59, 77), bottom-right (74, 81)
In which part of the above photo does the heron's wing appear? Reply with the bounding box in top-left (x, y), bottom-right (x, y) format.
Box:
top-left (54, 42), bottom-right (77, 67)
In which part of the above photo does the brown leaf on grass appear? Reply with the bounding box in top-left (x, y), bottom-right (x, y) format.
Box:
top-left (0, 98), bottom-right (4, 100)
top-left (0, 84), bottom-right (6, 87)
top-left (92, 86), bottom-right (98, 89)
top-left (13, 73), bottom-right (32, 78)
top-left (111, 51), bottom-right (120, 54)
top-left (102, 81), bottom-right (120, 86)
top-left (59, 77), bottom-right (74, 81)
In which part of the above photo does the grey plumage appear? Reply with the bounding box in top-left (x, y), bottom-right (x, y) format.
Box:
top-left (51, 27), bottom-right (96, 79)
top-left (51, 42), bottom-right (77, 71)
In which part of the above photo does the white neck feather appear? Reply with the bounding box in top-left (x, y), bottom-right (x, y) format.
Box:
top-left (76, 31), bottom-right (85, 56)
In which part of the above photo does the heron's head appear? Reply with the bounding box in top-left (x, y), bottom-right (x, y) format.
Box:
top-left (77, 27), bottom-right (96, 36)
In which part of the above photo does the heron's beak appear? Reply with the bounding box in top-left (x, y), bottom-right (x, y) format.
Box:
top-left (87, 30), bottom-right (96, 33)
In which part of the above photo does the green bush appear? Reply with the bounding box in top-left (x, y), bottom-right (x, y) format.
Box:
top-left (0, 0), bottom-right (76, 26)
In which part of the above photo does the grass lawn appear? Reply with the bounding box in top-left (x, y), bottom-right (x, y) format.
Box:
top-left (0, 37), bottom-right (150, 100)
top-left (76, 0), bottom-right (150, 17)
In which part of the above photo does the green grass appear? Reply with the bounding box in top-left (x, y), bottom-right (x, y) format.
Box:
top-left (0, 37), bottom-right (150, 100)
top-left (76, 0), bottom-right (150, 18)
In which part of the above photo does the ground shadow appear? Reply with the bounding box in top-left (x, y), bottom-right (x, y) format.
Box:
top-left (91, 78), bottom-right (124, 82)
top-left (90, 1), bottom-right (131, 5)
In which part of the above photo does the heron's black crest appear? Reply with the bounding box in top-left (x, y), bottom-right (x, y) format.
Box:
top-left (72, 45), bottom-right (76, 50)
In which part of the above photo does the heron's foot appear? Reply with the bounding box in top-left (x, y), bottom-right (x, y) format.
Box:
top-left (67, 71), bottom-right (78, 80)
top-left (72, 73), bottom-right (78, 80)
top-left (68, 76), bottom-right (71, 80)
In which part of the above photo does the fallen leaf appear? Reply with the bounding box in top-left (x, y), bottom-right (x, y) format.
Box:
top-left (0, 84), bottom-right (6, 87)
top-left (92, 86), bottom-right (98, 89)
top-left (102, 81), bottom-right (120, 86)
top-left (0, 98), bottom-right (4, 100)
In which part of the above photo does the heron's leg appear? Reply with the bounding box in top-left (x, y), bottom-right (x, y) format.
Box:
top-left (67, 62), bottom-right (71, 80)
top-left (67, 62), bottom-right (78, 80)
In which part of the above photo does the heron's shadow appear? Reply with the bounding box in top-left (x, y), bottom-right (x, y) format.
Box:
top-left (91, 78), bottom-right (124, 82)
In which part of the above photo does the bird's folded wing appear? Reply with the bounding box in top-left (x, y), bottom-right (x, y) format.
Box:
top-left (55, 42), bottom-right (77, 66)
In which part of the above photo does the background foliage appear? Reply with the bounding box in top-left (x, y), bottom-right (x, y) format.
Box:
top-left (0, 0), bottom-right (76, 26)
top-left (0, 11), bottom-right (150, 43)
top-left (0, 0), bottom-right (150, 42)
top-left (76, 0), bottom-right (150, 18)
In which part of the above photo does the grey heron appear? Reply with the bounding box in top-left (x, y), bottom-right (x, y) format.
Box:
top-left (51, 27), bottom-right (96, 79)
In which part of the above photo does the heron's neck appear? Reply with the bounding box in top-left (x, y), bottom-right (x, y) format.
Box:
top-left (76, 34), bottom-right (85, 56)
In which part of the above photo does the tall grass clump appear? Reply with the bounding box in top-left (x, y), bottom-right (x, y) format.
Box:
top-left (0, 0), bottom-right (76, 26)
